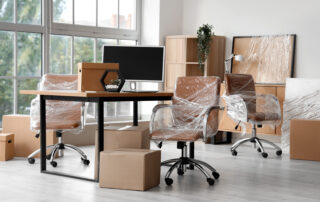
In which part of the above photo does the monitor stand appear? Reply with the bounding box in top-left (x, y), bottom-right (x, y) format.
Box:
top-left (122, 81), bottom-right (159, 93)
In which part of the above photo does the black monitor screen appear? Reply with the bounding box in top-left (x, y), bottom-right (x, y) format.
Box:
top-left (103, 46), bottom-right (164, 81)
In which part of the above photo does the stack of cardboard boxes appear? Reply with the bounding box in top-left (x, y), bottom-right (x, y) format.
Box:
top-left (96, 122), bottom-right (161, 191)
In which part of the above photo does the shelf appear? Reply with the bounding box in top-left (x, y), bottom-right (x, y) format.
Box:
top-left (186, 62), bottom-right (198, 65)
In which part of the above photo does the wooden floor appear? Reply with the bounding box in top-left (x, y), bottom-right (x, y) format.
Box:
top-left (1, 142), bottom-right (320, 202)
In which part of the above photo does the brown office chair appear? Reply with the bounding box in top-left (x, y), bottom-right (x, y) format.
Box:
top-left (27, 74), bottom-right (90, 167)
top-left (224, 73), bottom-right (282, 158)
top-left (150, 76), bottom-right (221, 186)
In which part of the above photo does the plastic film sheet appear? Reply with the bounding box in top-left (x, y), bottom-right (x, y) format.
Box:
top-left (150, 77), bottom-right (221, 144)
top-left (30, 74), bottom-right (83, 132)
top-left (281, 90), bottom-right (320, 151)
top-left (222, 74), bottom-right (281, 135)
top-left (232, 35), bottom-right (295, 84)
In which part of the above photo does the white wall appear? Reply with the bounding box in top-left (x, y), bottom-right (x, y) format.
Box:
top-left (141, 0), bottom-right (183, 46)
top-left (159, 0), bottom-right (183, 45)
top-left (140, 0), bottom-right (160, 45)
top-left (181, 0), bottom-right (320, 78)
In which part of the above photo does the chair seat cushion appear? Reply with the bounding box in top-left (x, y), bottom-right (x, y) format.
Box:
top-left (150, 129), bottom-right (202, 141)
top-left (32, 121), bottom-right (80, 130)
top-left (248, 112), bottom-right (280, 122)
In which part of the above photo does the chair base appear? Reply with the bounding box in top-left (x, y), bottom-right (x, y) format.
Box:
top-left (27, 133), bottom-right (90, 167)
top-left (230, 124), bottom-right (282, 158)
top-left (161, 142), bottom-right (219, 186)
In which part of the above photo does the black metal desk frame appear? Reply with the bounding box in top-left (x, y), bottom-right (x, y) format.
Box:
top-left (39, 94), bottom-right (196, 182)
top-left (39, 94), bottom-right (173, 182)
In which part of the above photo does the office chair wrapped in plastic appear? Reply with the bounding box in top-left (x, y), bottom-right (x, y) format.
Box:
top-left (150, 76), bottom-right (222, 186)
top-left (223, 73), bottom-right (282, 158)
top-left (28, 74), bottom-right (89, 167)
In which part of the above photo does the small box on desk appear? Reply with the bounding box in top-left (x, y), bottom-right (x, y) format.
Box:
top-left (290, 119), bottom-right (320, 161)
top-left (94, 122), bottom-right (151, 178)
top-left (77, 63), bottom-right (119, 92)
top-left (99, 149), bottom-right (161, 191)
top-left (0, 133), bottom-right (14, 161)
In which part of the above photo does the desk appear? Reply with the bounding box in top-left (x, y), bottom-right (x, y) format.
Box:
top-left (20, 90), bottom-right (173, 182)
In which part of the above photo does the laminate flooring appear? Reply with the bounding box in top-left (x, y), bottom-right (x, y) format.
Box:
top-left (0, 142), bottom-right (320, 202)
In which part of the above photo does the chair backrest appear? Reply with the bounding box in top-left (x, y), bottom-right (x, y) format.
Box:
top-left (173, 76), bottom-right (220, 106)
top-left (224, 73), bottom-right (256, 113)
top-left (40, 74), bottom-right (78, 91)
top-left (30, 74), bottom-right (82, 130)
top-left (172, 76), bottom-right (221, 130)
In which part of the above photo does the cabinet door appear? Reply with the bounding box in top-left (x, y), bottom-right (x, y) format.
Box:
top-left (218, 84), bottom-right (242, 132)
top-left (165, 64), bottom-right (186, 91)
top-left (165, 38), bottom-right (186, 63)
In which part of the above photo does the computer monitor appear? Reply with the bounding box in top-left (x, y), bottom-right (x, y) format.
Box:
top-left (103, 45), bottom-right (165, 82)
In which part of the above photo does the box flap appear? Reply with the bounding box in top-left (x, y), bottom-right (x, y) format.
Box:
top-left (0, 133), bottom-right (14, 141)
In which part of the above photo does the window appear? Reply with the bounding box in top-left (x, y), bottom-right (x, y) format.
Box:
top-left (0, 0), bottom-right (141, 126)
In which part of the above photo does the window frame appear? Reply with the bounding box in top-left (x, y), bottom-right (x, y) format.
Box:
top-left (0, 0), bottom-right (141, 124)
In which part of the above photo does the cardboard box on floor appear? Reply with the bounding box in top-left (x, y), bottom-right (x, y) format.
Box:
top-left (2, 115), bottom-right (57, 158)
top-left (290, 119), bottom-right (320, 161)
top-left (94, 122), bottom-right (150, 179)
top-left (99, 149), bottom-right (161, 191)
top-left (0, 133), bottom-right (14, 161)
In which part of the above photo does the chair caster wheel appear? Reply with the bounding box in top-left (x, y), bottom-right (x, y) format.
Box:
top-left (28, 158), bottom-right (35, 164)
top-left (81, 158), bottom-right (90, 165)
top-left (165, 178), bottom-right (173, 186)
top-left (207, 178), bottom-right (215, 186)
top-left (257, 148), bottom-right (261, 152)
top-left (212, 171), bottom-right (220, 179)
top-left (177, 168), bottom-right (184, 176)
top-left (46, 154), bottom-right (52, 160)
top-left (276, 150), bottom-right (282, 156)
top-left (231, 150), bottom-right (237, 156)
top-left (50, 161), bottom-right (57, 167)
top-left (262, 152), bottom-right (268, 158)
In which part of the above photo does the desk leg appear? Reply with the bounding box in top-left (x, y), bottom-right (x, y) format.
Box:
top-left (97, 98), bottom-right (104, 181)
top-left (189, 142), bottom-right (194, 170)
top-left (40, 95), bottom-right (46, 172)
top-left (133, 101), bottom-right (138, 126)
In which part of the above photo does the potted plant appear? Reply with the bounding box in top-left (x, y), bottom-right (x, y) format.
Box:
top-left (197, 24), bottom-right (214, 72)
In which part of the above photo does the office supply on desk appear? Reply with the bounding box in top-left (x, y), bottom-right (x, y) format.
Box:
top-left (122, 90), bottom-right (158, 93)
top-left (223, 74), bottom-right (282, 158)
top-left (78, 63), bottom-right (119, 92)
top-left (150, 76), bottom-right (221, 186)
top-left (27, 74), bottom-right (90, 167)
top-left (103, 45), bottom-right (164, 91)
top-left (19, 89), bottom-right (173, 182)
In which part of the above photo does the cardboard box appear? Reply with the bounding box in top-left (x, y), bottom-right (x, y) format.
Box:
top-left (2, 115), bottom-right (57, 158)
top-left (290, 119), bottom-right (320, 161)
top-left (77, 63), bottom-right (119, 92)
top-left (94, 122), bottom-right (151, 178)
top-left (99, 149), bottom-right (161, 191)
top-left (0, 133), bottom-right (14, 161)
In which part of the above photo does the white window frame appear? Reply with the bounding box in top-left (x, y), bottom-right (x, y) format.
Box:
top-left (0, 0), bottom-right (141, 122)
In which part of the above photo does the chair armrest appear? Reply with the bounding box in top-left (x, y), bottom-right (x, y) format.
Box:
top-left (202, 105), bottom-right (224, 142)
top-left (149, 104), bottom-right (172, 133)
top-left (222, 94), bottom-right (248, 122)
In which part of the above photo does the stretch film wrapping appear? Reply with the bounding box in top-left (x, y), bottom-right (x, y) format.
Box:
top-left (232, 35), bottom-right (294, 84)
top-left (223, 74), bottom-right (281, 135)
top-left (281, 90), bottom-right (320, 151)
top-left (30, 74), bottom-right (83, 132)
top-left (150, 77), bottom-right (221, 144)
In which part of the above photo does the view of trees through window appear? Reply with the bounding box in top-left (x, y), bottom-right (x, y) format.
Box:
top-left (0, 0), bottom-right (138, 126)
